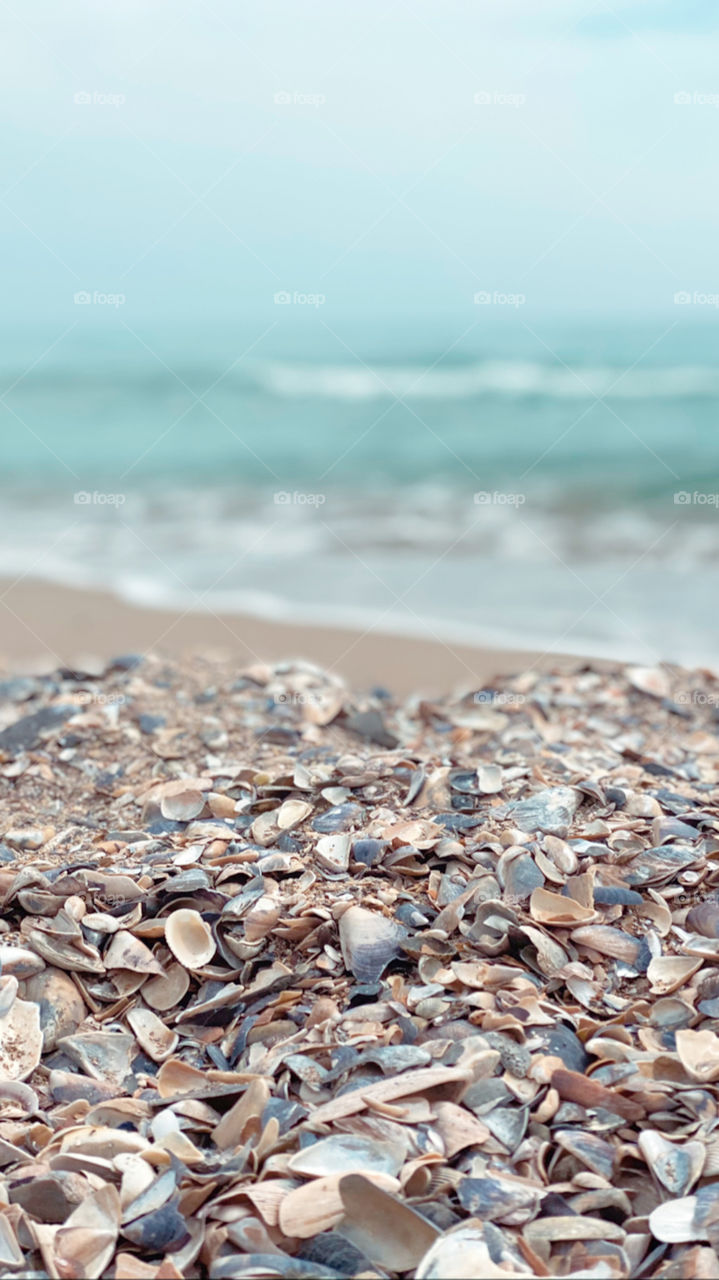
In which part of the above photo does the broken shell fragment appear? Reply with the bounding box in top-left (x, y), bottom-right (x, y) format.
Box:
top-left (507, 786), bottom-right (581, 836)
top-left (287, 1134), bottom-right (404, 1179)
top-left (0, 994), bottom-right (42, 1080)
top-left (639, 1130), bottom-right (705, 1196)
top-left (315, 833), bottom-right (351, 874)
top-left (104, 930), bottom-right (165, 975)
top-left (337, 1173), bottom-right (439, 1271)
top-left (126, 1006), bottom-right (178, 1062)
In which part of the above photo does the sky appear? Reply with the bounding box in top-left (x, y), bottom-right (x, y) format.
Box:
top-left (0, 0), bottom-right (717, 354)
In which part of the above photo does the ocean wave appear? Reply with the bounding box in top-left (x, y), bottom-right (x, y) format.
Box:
top-left (253, 359), bottom-right (719, 402)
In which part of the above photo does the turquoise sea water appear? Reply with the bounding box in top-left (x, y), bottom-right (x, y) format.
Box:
top-left (2, 319), bottom-right (718, 667)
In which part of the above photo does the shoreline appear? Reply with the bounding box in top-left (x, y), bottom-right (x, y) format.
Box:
top-left (0, 576), bottom-right (604, 696)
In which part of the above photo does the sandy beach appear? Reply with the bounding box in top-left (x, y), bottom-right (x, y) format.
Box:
top-left (0, 576), bottom-right (596, 696)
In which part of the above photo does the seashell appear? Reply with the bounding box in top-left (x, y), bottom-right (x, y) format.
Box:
top-left (0, 1213), bottom-right (23, 1268)
top-left (624, 844), bottom-right (700, 886)
top-left (675, 1029), bottom-right (719, 1082)
top-left (0, 975), bottom-right (17, 1019)
top-left (307, 1063), bottom-right (474, 1126)
top-left (287, 1134), bottom-right (404, 1178)
top-left (53, 1184), bottom-right (120, 1280)
top-left (483, 1104), bottom-right (528, 1151)
top-left (0, 993), bottom-right (42, 1080)
top-left (19, 966), bottom-right (86, 1052)
top-left (275, 1233), bottom-right (372, 1279)
top-left (518, 924), bottom-right (569, 977)
top-left (3, 826), bottom-right (54, 850)
top-left (503, 853), bottom-right (544, 901)
top-left (244, 894), bottom-right (282, 942)
top-left (160, 787), bottom-right (205, 822)
top-left (28, 929), bottom-right (104, 974)
top-left (638, 1130), bottom-right (705, 1195)
top-left (457, 1176), bottom-right (542, 1225)
top-left (648, 1194), bottom-right (700, 1243)
top-left (593, 885), bottom-right (643, 906)
top-left (570, 925), bottom-right (650, 970)
top-left (121, 1200), bottom-right (189, 1253)
top-left (315, 833), bottom-right (351, 874)
top-left (141, 959), bottom-right (190, 1011)
top-left (530, 887), bottom-right (594, 925)
top-left (550, 1068), bottom-right (645, 1122)
top-left (524, 1216), bottom-right (626, 1242)
top-left (542, 834), bottom-right (579, 874)
top-left (647, 955), bottom-right (702, 995)
top-left (352, 837), bottom-right (385, 867)
top-left (686, 901), bottom-right (719, 938)
top-left (58, 1032), bottom-right (136, 1090)
top-left (312, 802), bottom-right (363, 834)
top-left (121, 1167), bottom-right (176, 1226)
top-left (276, 799), bottom-right (312, 830)
top-left (555, 1128), bottom-right (615, 1178)
top-left (278, 1170), bottom-right (400, 1238)
top-left (212, 1077), bottom-right (270, 1150)
top-left (337, 1173), bottom-right (439, 1271)
top-left (0, 1078), bottom-right (38, 1116)
top-left (339, 905), bottom-right (405, 983)
top-left (432, 1101), bottom-right (490, 1157)
top-left (126, 1006), bottom-right (178, 1063)
top-left (250, 810), bottom-right (281, 847)
top-left (164, 909), bottom-right (216, 969)
top-left (477, 764), bottom-right (504, 794)
top-left (416, 1226), bottom-right (533, 1280)
top-left (104, 930), bottom-right (165, 975)
top-left (626, 664), bottom-right (671, 698)
top-left (210, 1256), bottom-right (341, 1279)
top-left (507, 786), bottom-right (582, 836)
top-left (0, 944), bottom-right (45, 978)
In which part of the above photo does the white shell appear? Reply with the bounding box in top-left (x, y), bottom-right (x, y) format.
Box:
top-left (164, 909), bottom-right (216, 969)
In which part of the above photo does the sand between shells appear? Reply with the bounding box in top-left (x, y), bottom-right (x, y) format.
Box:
top-left (0, 655), bottom-right (718, 1277)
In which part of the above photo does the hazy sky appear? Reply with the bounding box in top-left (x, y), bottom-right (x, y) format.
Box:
top-left (1, 0), bottom-right (717, 349)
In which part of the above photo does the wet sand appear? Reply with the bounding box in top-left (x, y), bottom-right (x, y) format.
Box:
top-left (0, 577), bottom-right (595, 696)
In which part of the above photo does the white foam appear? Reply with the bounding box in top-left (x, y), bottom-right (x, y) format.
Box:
top-left (254, 359), bottom-right (719, 402)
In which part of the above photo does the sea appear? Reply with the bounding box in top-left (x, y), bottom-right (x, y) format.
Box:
top-left (1, 316), bottom-right (717, 669)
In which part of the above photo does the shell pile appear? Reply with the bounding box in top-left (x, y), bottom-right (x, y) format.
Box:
top-left (0, 654), bottom-right (718, 1277)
